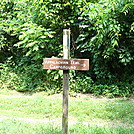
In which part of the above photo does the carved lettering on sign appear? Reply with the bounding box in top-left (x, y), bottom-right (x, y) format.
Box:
top-left (43, 58), bottom-right (89, 71)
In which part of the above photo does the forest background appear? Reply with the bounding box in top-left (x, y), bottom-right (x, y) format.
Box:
top-left (0, 0), bottom-right (134, 97)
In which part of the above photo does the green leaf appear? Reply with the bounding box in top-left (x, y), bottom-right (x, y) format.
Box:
top-left (26, 41), bottom-right (37, 48)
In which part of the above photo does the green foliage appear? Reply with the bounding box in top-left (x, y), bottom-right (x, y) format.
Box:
top-left (70, 71), bottom-right (93, 93)
top-left (70, 73), bottom-right (133, 97)
top-left (91, 83), bottom-right (134, 97)
top-left (0, 62), bottom-right (63, 93)
top-left (0, 0), bottom-right (134, 97)
top-left (76, 0), bottom-right (134, 79)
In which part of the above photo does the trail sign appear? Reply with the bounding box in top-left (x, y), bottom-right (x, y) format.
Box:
top-left (43, 29), bottom-right (89, 134)
top-left (43, 58), bottom-right (89, 71)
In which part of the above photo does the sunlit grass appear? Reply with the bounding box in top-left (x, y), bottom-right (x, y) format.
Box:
top-left (0, 119), bottom-right (134, 134)
top-left (0, 89), bottom-right (134, 133)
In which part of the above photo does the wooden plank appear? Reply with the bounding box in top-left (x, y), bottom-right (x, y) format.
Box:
top-left (43, 58), bottom-right (89, 71)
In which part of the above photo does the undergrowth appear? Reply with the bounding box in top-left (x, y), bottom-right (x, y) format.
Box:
top-left (0, 63), bottom-right (133, 97)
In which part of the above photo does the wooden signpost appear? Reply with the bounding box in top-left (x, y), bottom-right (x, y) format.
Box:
top-left (43, 29), bottom-right (89, 134)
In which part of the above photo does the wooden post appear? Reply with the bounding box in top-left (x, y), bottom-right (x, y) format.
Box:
top-left (62, 29), bottom-right (70, 134)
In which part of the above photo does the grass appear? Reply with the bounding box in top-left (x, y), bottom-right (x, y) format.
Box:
top-left (0, 89), bottom-right (134, 134)
top-left (0, 119), bottom-right (134, 134)
top-left (69, 98), bottom-right (134, 124)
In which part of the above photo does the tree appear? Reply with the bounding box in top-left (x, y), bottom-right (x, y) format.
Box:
top-left (0, 0), bottom-right (133, 96)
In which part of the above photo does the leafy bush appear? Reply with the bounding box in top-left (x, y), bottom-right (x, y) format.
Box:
top-left (70, 71), bottom-right (93, 93)
top-left (70, 72), bottom-right (133, 97)
top-left (0, 61), bottom-right (63, 93)
top-left (0, 0), bottom-right (134, 97)
top-left (91, 84), bottom-right (133, 98)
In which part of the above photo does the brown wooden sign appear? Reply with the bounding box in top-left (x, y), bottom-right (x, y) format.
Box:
top-left (43, 58), bottom-right (89, 71)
